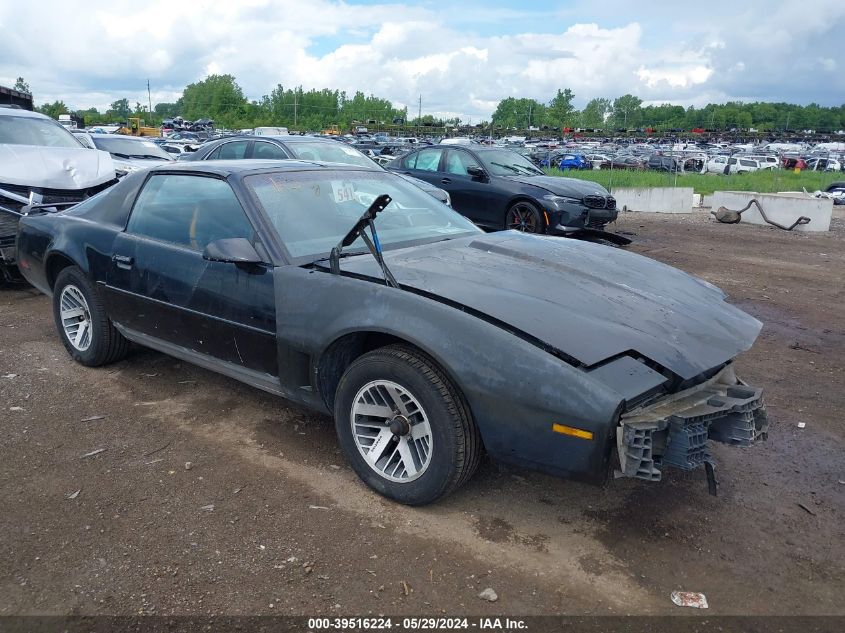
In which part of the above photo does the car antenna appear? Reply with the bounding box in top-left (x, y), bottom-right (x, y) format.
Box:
top-left (329, 193), bottom-right (399, 289)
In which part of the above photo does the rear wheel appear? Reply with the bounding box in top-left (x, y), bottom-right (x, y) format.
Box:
top-left (334, 345), bottom-right (481, 505)
top-left (52, 266), bottom-right (129, 367)
top-left (506, 201), bottom-right (543, 233)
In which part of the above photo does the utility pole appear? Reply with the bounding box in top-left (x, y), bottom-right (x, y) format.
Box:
top-left (785, 112), bottom-right (790, 132)
top-left (147, 79), bottom-right (152, 123)
top-left (294, 90), bottom-right (298, 127)
top-left (418, 94), bottom-right (422, 134)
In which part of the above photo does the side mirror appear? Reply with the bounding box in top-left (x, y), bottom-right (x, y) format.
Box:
top-left (467, 166), bottom-right (487, 180)
top-left (202, 238), bottom-right (263, 264)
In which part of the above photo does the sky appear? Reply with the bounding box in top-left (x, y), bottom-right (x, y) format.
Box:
top-left (1, 0), bottom-right (843, 120)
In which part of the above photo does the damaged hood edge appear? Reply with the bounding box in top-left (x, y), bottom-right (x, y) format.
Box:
top-left (0, 144), bottom-right (115, 190)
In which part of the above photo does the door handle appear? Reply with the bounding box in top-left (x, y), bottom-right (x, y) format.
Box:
top-left (112, 254), bottom-right (134, 270)
top-left (402, 171), bottom-right (412, 175)
top-left (440, 178), bottom-right (452, 184)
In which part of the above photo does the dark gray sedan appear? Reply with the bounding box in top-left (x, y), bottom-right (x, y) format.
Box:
top-left (181, 134), bottom-right (452, 207)
top-left (388, 146), bottom-right (621, 241)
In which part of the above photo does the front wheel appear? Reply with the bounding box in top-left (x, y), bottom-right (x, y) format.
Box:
top-left (52, 266), bottom-right (129, 367)
top-left (506, 201), bottom-right (544, 233)
top-left (334, 345), bottom-right (481, 505)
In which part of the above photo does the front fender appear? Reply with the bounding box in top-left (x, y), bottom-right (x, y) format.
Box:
top-left (274, 266), bottom-right (623, 480)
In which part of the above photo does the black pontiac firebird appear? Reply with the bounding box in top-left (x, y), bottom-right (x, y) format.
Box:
top-left (16, 161), bottom-right (768, 504)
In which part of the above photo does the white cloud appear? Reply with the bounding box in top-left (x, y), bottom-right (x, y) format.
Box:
top-left (0, 0), bottom-right (842, 119)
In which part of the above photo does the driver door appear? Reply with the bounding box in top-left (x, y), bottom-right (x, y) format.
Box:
top-left (104, 173), bottom-right (277, 374)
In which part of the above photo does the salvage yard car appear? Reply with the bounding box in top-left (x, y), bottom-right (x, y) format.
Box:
top-left (16, 161), bottom-right (767, 504)
top-left (388, 146), bottom-right (622, 241)
top-left (0, 106), bottom-right (115, 282)
top-left (181, 134), bottom-right (452, 207)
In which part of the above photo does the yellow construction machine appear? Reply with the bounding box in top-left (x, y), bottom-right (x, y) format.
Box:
top-left (117, 117), bottom-right (161, 137)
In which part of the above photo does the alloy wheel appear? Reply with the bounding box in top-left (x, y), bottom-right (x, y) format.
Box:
top-left (507, 204), bottom-right (538, 232)
top-left (350, 380), bottom-right (433, 483)
top-left (59, 285), bottom-right (93, 351)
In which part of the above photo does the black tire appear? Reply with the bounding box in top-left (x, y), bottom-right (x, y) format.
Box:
top-left (52, 266), bottom-right (129, 367)
top-left (334, 345), bottom-right (481, 505)
top-left (505, 200), bottom-right (544, 233)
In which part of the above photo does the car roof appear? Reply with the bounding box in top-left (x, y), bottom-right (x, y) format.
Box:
top-left (146, 159), bottom-right (374, 177)
top-left (0, 107), bottom-right (56, 120)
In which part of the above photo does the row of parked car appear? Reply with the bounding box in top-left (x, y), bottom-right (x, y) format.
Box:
top-left (527, 148), bottom-right (842, 174)
top-left (0, 107), bottom-right (624, 282)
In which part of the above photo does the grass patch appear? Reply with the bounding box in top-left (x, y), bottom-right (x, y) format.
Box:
top-left (544, 168), bottom-right (843, 196)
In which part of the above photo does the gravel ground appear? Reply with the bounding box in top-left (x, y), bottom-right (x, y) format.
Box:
top-left (1, 209), bottom-right (843, 617)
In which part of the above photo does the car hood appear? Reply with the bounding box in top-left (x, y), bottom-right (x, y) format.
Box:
top-left (0, 144), bottom-right (115, 189)
top-left (339, 232), bottom-right (761, 380)
top-left (503, 174), bottom-right (609, 197)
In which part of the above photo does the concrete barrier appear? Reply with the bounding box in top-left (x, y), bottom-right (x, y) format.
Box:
top-left (710, 191), bottom-right (832, 232)
top-left (613, 187), bottom-right (694, 213)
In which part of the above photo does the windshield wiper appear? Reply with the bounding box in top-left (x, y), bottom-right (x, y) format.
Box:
top-left (328, 194), bottom-right (399, 289)
top-left (489, 161), bottom-right (521, 174)
top-left (510, 163), bottom-right (541, 175)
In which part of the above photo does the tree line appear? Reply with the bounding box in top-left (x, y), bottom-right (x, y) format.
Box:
top-left (23, 74), bottom-right (845, 133)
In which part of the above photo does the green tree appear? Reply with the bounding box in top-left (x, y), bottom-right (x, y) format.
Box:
top-left (14, 77), bottom-right (30, 93)
top-left (180, 74), bottom-right (247, 128)
top-left (154, 102), bottom-right (180, 119)
top-left (491, 97), bottom-right (546, 129)
top-left (581, 97), bottom-right (612, 128)
top-left (611, 94), bottom-right (642, 128)
top-left (109, 98), bottom-right (130, 121)
top-left (547, 89), bottom-right (575, 128)
top-left (36, 100), bottom-right (68, 119)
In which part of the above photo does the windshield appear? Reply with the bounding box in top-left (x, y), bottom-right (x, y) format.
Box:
top-left (0, 115), bottom-right (83, 148)
top-left (246, 170), bottom-right (480, 261)
top-left (91, 136), bottom-right (171, 160)
top-left (286, 141), bottom-right (377, 168)
top-left (477, 149), bottom-right (543, 176)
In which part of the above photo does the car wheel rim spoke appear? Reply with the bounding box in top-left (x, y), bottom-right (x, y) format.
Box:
top-left (351, 380), bottom-right (433, 483)
top-left (59, 285), bottom-right (93, 352)
top-left (510, 206), bottom-right (534, 231)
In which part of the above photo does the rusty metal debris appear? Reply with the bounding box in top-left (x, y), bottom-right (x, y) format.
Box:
top-left (712, 198), bottom-right (811, 230)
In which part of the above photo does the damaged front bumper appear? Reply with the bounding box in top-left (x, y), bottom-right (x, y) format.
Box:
top-left (616, 364), bottom-right (767, 493)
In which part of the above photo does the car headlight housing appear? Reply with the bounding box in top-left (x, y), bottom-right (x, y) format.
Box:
top-left (543, 194), bottom-right (582, 206)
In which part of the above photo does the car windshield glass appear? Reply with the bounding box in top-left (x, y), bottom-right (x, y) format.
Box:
top-left (246, 170), bottom-right (480, 261)
top-left (478, 150), bottom-right (543, 176)
top-left (92, 137), bottom-right (171, 160)
top-left (286, 141), bottom-right (377, 168)
top-left (0, 115), bottom-right (82, 148)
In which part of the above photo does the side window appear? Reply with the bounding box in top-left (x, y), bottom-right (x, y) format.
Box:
top-left (127, 175), bottom-right (254, 251)
top-left (253, 141), bottom-right (288, 160)
top-left (211, 141), bottom-right (250, 160)
top-left (414, 148), bottom-right (444, 172)
top-left (444, 149), bottom-right (480, 176)
top-left (402, 153), bottom-right (418, 169)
